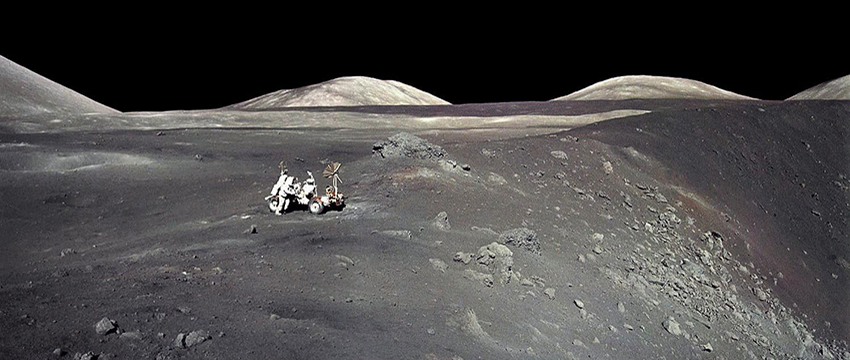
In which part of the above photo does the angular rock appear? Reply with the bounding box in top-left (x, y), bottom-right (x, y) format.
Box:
top-left (543, 288), bottom-right (555, 300)
top-left (754, 287), bottom-right (768, 301)
top-left (499, 228), bottom-right (540, 254)
top-left (434, 211), bottom-right (451, 231)
top-left (663, 318), bottom-right (682, 336)
top-left (476, 242), bottom-right (513, 284)
top-left (184, 330), bottom-right (211, 348)
top-left (574, 299), bottom-right (584, 309)
top-left (94, 317), bottom-right (117, 335)
top-left (702, 342), bottom-right (713, 352)
top-left (174, 333), bottom-right (186, 349)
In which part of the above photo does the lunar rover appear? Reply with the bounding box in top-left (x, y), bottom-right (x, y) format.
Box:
top-left (265, 162), bottom-right (345, 215)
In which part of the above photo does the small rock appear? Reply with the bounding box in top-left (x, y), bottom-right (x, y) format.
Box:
top-left (73, 352), bottom-right (97, 360)
top-left (434, 211), bottom-right (451, 231)
top-left (602, 161), bottom-right (613, 175)
top-left (270, 314), bottom-right (281, 320)
top-left (520, 278), bottom-right (535, 287)
top-left (754, 287), bottom-right (768, 301)
top-left (94, 317), bottom-right (117, 335)
top-left (574, 299), bottom-right (584, 309)
top-left (244, 224), bottom-right (258, 234)
top-left (663, 318), bottom-right (682, 336)
top-left (463, 269), bottom-right (494, 287)
top-left (184, 330), bottom-right (211, 348)
top-left (702, 343), bottom-right (713, 352)
top-left (174, 333), bottom-right (186, 348)
top-left (572, 339), bottom-right (584, 347)
top-left (592, 245), bottom-right (603, 254)
top-left (624, 323), bottom-right (634, 331)
top-left (429, 258), bottom-right (448, 273)
top-left (119, 331), bottom-right (142, 341)
top-left (617, 302), bottom-right (625, 313)
top-left (426, 328), bottom-right (436, 335)
top-left (53, 348), bottom-right (64, 356)
top-left (461, 164), bottom-right (471, 171)
top-left (453, 252), bottom-right (474, 264)
top-left (591, 233), bottom-right (604, 241)
top-left (543, 288), bottom-right (555, 300)
top-left (550, 150), bottom-right (569, 160)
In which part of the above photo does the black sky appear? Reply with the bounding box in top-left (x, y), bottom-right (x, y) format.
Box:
top-left (3, 18), bottom-right (846, 112)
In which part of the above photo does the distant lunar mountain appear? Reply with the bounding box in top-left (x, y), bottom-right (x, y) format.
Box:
top-left (787, 74), bottom-right (850, 100)
top-left (0, 55), bottom-right (117, 116)
top-left (553, 75), bottom-right (756, 101)
top-left (228, 76), bottom-right (450, 109)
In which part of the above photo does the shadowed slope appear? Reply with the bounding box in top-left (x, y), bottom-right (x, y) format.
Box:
top-left (788, 74), bottom-right (850, 100)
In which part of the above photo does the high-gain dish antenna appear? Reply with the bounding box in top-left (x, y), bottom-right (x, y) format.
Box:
top-left (323, 162), bottom-right (342, 194)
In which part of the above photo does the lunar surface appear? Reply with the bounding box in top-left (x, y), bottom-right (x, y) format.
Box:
top-left (1, 58), bottom-right (849, 360)
top-left (227, 76), bottom-right (450, 109)
top-left (788, 74), bottom-right (850, 100)
top-left (553, 75), bottom-right (756, 101)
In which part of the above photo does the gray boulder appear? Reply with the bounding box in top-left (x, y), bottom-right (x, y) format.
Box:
top-left (94, 317), bottom-right (117, 335)
top-left (434, 211), bottom-right (451, 230)
top-left (184, 330), bottom-right (211, 348)
top-left (499, 228), bottom-right (540, 254)
top-left (373, 132), bottom-right (447, 160)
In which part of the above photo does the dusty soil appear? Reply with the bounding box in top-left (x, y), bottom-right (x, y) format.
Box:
top-left (1, 100), bottom-right (848, 359)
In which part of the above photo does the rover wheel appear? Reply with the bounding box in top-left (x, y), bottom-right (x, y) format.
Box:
top-left (308, 198), bottom-right (324, 214)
